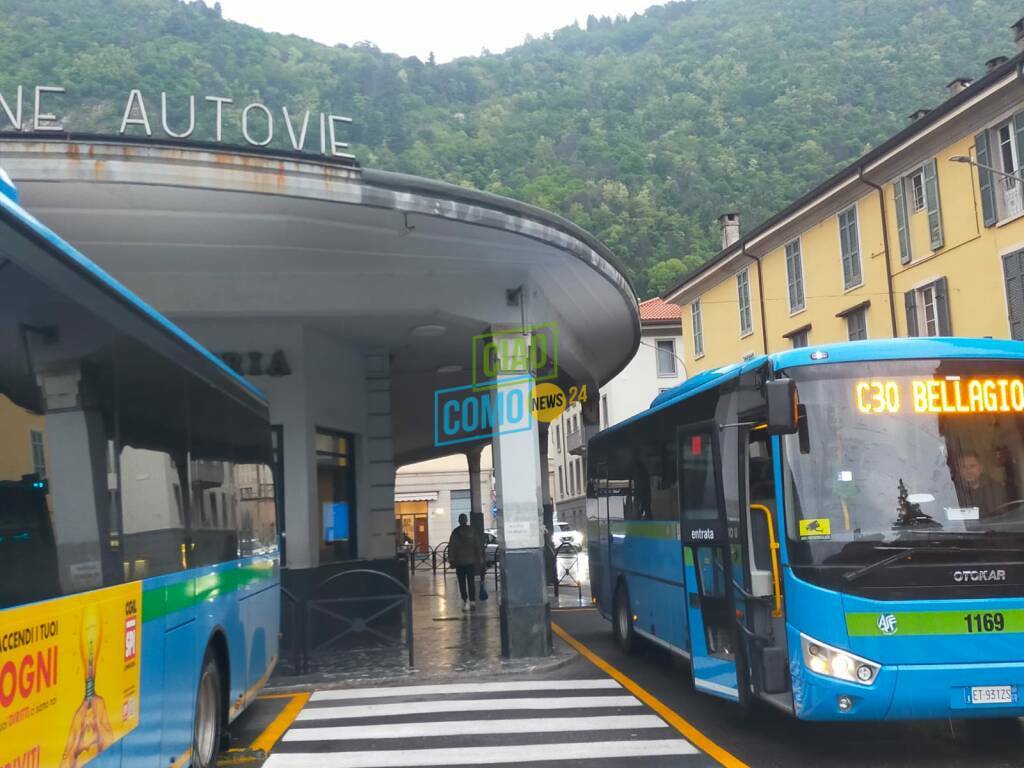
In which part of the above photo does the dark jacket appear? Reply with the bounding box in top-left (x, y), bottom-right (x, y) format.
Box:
top-left (447, 524), bottom-right (482, 568)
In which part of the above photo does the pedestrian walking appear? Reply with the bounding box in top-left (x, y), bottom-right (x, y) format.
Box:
top-left (447, 514), bottom-right (483, 612)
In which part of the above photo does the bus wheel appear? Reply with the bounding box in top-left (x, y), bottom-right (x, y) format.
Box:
top-left (193, 650), bottom-right (223, 768)
top-left (613, 584), bottom-right (637, 653)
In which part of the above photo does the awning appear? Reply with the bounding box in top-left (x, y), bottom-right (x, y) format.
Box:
top-left (395, 492), bottom-right (438, 502)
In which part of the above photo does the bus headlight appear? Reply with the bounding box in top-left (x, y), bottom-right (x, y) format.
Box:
top-left (800, 633), bottom-right (879, 685)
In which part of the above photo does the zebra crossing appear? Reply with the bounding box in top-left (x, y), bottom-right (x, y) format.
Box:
top-left (263, 678), bottom-right (716, 767)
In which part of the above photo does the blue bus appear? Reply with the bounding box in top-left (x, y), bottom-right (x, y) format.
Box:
top-left (589, 338), bottom-right (1024, 721)
top-left (0, 176), bottom-right (278, 766)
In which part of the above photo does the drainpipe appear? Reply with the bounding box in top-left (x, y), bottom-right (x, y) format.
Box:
top-left (743, 244), bottom-right (770, 355)
top-left (858, 167), bottom-right (899, 338)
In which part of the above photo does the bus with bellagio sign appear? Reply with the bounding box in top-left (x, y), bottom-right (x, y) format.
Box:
top-left (588, 338), bottom-right (1024, 721)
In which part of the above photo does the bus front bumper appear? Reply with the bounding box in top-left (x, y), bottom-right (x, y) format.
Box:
top-left (793, 660), bottom-right (1024, 721)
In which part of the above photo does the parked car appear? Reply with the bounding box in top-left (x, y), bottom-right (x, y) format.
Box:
top-left (551, 521), bottom-right (583, 552)
top-left (483, 529), bottom-right (499, 565)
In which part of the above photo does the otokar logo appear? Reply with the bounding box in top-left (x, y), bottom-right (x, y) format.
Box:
top-left (877, 613), bottom-right (898, 635)
top-left (953, 569), bottom-right (1007, 583)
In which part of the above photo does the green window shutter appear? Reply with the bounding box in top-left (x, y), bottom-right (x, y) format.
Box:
top-left (894, 178), bottom-right (912, 264)
top-left (923, 158), bottom-right (944, 250)
top-left (976, 130), bottom-right (997, 227)
top-left (1014, 111), bottom-right (1024, 180)
top-left (904, 290), bottom-right (919, 337)
top-left (934, 277), bottom-right (952, 335)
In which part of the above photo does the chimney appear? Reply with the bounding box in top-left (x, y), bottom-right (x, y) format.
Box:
top-left (908, 108), bottom-right (931, 122)
top-left (1013, 17), bottom-right (1024, 51)
top-left (986, 55), bottom-right (1009, 72)
top-left (946, 77), bottom-right (972, 96)
top-left (719, 213), bottom-right (740, 249)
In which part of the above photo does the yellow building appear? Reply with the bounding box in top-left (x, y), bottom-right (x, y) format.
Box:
top-left (665, 26), bottom-right (1024, 374)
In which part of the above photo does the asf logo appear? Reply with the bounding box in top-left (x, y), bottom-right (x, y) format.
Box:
top-left (877, 613), bottom-right (898, 635)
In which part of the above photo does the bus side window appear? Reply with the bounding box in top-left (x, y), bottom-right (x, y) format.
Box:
top-left (0, 260), bottom-right (121, 604)
top-left (117, 337), bottom-right (190, 579)
top-left (189, 379), bottom-right (276, 565)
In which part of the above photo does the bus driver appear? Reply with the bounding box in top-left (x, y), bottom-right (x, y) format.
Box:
top-left (957, 449), bottom-right (1007, 518)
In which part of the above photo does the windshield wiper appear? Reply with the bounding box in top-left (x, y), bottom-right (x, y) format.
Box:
top-left (843, 546), bottom-right (921, 583)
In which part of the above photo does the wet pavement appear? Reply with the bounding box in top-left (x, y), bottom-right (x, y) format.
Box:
top-left (266, 553), bottom-right (589, 691)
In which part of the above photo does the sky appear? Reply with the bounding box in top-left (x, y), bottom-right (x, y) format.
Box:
top-left (213, 0), bottom-right (666, 62)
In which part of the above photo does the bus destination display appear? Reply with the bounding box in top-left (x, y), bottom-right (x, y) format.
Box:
top-left (855, 377), bottom-right (1024, 415)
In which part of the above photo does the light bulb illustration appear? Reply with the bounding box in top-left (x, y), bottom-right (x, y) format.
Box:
top-left (60, 605), bottom-right (115, 768)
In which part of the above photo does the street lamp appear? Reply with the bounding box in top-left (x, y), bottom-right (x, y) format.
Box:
top-left (948, 154), bottom-right (1022, 183)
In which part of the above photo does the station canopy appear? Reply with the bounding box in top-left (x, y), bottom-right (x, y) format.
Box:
top-left (0, 136), bottom-right (639, 464)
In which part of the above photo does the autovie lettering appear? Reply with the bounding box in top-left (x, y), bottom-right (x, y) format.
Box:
top-left (0, 85), bottom-right (355, 159)
top-left (953, 569), bottom-right (1007, 583)
top-left (0, 582), bottom-right (141, 768)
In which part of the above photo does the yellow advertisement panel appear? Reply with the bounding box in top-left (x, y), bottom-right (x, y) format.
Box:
top-left (0, 581), bottom-right (142, 768)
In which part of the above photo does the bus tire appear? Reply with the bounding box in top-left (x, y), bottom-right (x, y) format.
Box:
top-left (613, 583), bottom-right (637, 654)
top-left (192, 649), bottom-right (224, 768)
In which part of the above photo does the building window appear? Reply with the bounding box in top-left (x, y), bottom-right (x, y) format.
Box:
top-left (555, 423), bottom-right (561, 453)
top-left (790, 329), bottom-right (809, 348)
top-left (838, 206), bottom-right (862, 290)
top-left (909, 170), bottom-right (926, 212)
top-left (997, 121), bottom-right (1024, 219)
top-left (736, 269), bottom-right (753, 337)
top-left (655, 339), bottom-right (677, 377)
top-left (316, 428), bottom-right (356, 562)
top-left (691, 299), bottom-right (704, 357)
top-left (785, 239), bottom-right (805, 313)
top-left (846, 308), bottom-right (868, 341)
top-left (29, 429), bottom-right (46, 479)
top-left (558, 466), bottom-right (565, 499)
top-left (575, 461), bottom-right (583, 497)
top-left (600, 394), bottom-right (608, 429)
top-left (904, 277), bottom-right (951, 337)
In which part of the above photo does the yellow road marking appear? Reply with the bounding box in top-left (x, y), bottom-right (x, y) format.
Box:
top-left (250, 691), bottom-right (311, 753)
top-left (551, 622), bottom-right (749, 768)
top-left (256, 692), bottom-right (308, 700)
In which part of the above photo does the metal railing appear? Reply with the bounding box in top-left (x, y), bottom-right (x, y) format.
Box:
top-left (554, 542), bottom-right (583, 602)
top-left (282, 567), bottom-right (413, 674)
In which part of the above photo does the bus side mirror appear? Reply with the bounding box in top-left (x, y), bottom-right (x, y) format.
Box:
top-left (766, 379), bottom-right (798, 435)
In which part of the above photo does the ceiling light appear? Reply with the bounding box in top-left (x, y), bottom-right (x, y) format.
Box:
top-left (437, 364), bottom-right (463, 374)
top-left (412, 324), bottom-right (446, 337)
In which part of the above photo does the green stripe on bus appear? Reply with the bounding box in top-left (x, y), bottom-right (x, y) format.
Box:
top-left (846, 609), bottom-right (1024, 637)
top-left (609, 521), bottom-right (680, 540)
top-left (142, 562), bottom-right (276, 623)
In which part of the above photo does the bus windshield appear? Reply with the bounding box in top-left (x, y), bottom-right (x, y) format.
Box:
top-left (782, 359), bottom-right (1024, 570)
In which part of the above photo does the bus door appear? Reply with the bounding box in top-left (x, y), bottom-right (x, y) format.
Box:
top-left (678, 423), bottom-right (742, 702)
top-left (589, 462), bottom-right (613, 616)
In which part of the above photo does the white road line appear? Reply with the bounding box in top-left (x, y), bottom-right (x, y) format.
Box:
top-left (264, 739), bottom-right (699, 767)
top-left (296, 695), bottom-right (643, 721)
top-left (283, 714), bottom-right (668, 742)
top-left (311, 679), bottom-right (620, 701)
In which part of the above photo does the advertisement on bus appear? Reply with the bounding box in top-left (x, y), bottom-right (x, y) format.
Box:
top-left (0, 581), bottom-right (142, 768)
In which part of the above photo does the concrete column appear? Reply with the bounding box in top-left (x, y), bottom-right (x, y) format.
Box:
top-left (364, 349), bottom-right (396, 560)
top-left (466, 444), bottom-right (484, 554)
top-left (491, 328), bottom-right (551, 658)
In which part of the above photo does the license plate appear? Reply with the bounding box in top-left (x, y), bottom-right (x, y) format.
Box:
top-left (969, 685), bottom-right (1016, 705)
